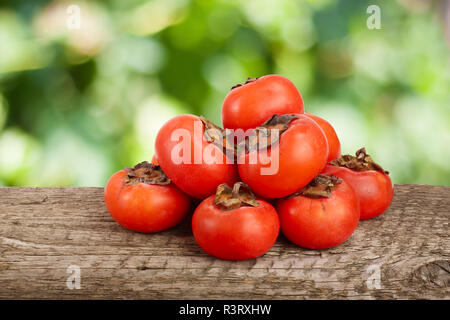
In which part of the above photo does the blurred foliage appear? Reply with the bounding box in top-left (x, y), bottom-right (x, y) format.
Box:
top-left (0, 0), bottom-right (449, 187)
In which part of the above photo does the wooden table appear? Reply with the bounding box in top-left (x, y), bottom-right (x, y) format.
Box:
top-left (0, 185), bottom-right (448, 299)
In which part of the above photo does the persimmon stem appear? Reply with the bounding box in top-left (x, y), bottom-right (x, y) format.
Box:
top-left (231, 77), bottom-right (259, 90)
top-left (290, 174), bottom-right (342, 199)
top-left (215, 182), bottom-right (259, 211)
top-left (124, 161), bottom-right (171, 185)
top-left (240, 114), bottom-right (298, 153)
top-left (329, 148), bottom-right (389, 174)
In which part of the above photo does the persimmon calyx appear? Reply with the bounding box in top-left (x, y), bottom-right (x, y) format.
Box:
top-left (214, 182), bottom-right (259, 211)
top-left (242, 113), bottom-right (299, 153)
top-left (124, 161), bottom-right (171, 185)
top-left (200, 116), bottom-right (236, 157)
top-left (329, 147), bottom-right (389, 174)
top-left (291, 174), bottom-right (342, 199)
top-left (231, 77), bottom-right (259, 90)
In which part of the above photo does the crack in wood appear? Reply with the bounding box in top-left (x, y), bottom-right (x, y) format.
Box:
top-left (413, 260), bottom-right (450, 288)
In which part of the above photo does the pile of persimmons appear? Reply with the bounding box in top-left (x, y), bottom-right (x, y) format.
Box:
top-left (104, 75), bottom-right (394, 260)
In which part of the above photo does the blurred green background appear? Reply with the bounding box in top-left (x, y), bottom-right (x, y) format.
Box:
top-left (0, 0), bottom-right (449, 187)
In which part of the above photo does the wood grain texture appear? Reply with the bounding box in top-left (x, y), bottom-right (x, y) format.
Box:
top-left (0, 185), bottom-right (448, 300)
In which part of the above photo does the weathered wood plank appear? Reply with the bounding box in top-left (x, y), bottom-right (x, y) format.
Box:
top-left (0, 185), bottom-right (448, 299)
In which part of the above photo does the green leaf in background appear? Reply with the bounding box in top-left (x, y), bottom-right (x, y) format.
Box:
top-left (0, 0), bottom-right (449, 186)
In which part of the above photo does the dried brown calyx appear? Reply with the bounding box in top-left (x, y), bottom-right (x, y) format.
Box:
top-left (231, 77), bottom-right (259, 90)
top-left (214, 182), bottom-right (259, 211)
top-left (240, 114), bottom-right (298, 153)
top-left (291, 174), bottom-right (342, 199)
top-left (124, 161), bottom-right (171, 185)
top-left (329, 148), bottom-right (389, 174)
top-left (200, 116), bottom-right (236, 159)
